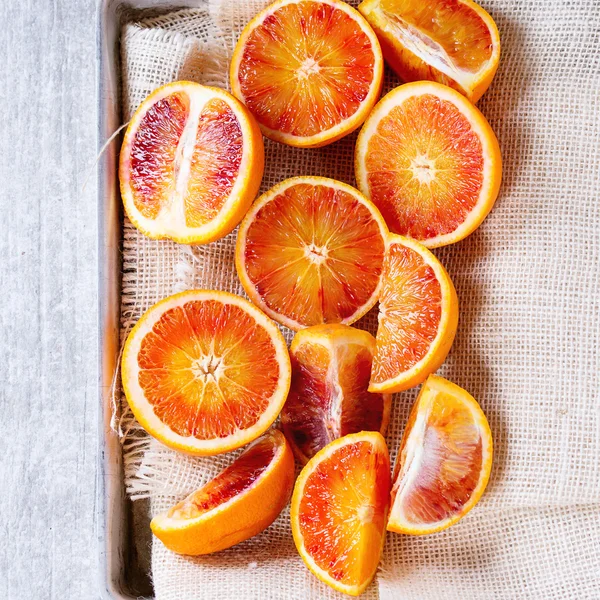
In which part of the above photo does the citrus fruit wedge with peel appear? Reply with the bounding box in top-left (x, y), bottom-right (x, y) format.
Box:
top-left (282, 324), bottom-right (392, 464)
top-left (358, 0), bottom-right (500, 102)
top-left (291, 431), bottom-right (391, 596)
top-left (151, 429), bottom-right (295, 555)
top-left (236, 177), bottom-right (388, 331)
top-left (230, 0), bottom-right (383, 147)
top-left (121, 290), bottom-right (291, 456)
top-left (355, 81), bottom-right (502, 248)
top-left (387, 375), bottom-right (493, 534)
top-left (119, 81), bottom-right (264, 244)
top-left (369, 235), bottom-right (458, 393)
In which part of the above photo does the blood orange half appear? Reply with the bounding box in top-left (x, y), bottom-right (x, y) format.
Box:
top-left (230, 0), bottom-right (383, 147)
top-left (151, 429), bottom-right (295, 555)
top-left (358, 0), bottom-right (501, 102)
top-left (369, 235), bottom-right (458, 393)
top-left (282, 324), bottom-right (391, 464)
top-left (236, 177), bottom-right (388, 331)
top-left (121, 290), bottom-right (291, 455)
top-left (119, 82), bottom-right (264, 244)
top-left (355, 81), bottom-right (501, 248)
top-left (291, 432), bottom-right (391, 595)
top-left (387, 375), bottom-right (493, 534)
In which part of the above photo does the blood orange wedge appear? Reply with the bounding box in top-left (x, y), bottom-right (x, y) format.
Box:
top-left (358, 0), bottom-right (500, 102)
top-left (121, 290), bottom-right (291, 455)
top-left (230, 0), bottom-right (384, 147)
top-left (387, 375), bottom-right (493, 534)
top-left (282, 324), bottom-right (391, 464)
top-left (119, 81), bottom-right (264, 244)
top-left (291, 432), bottom-right (391, 596)
top-left (355, 81), bottom-right (502, 248)
top-left (236, 177), bottom-right (388, 331)
top-left (369, 235), bottom-right (458, 394)
top-left (151, 429), bottom-right (295, 555)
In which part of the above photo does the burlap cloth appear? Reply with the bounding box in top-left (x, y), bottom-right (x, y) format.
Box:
top-left (117, 1), bottom-right (600, 597)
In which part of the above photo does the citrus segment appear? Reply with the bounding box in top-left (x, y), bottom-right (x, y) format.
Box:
top-left (358, 0), bottom-right (500, 102)
top-left (282, 324), bottom-right (391, 463)
top-left (291, 432), bottom-right (391, 595)
top-left (369, 235), bottom-right (458, 393)
top-left (355, 81), bottom-right (502, 247)
top-left (236, 177), bottom-right (388, 331)
top-left (122, 290), bottom-right (291, 455)
top-left (387, 375), bottom-right (493, 534)
top-left (231, 0), bottom-right (383, 147)
top-left (151, 429), bottom-right (295, 555)
top-left (120, 82), bottom-right (264, 244)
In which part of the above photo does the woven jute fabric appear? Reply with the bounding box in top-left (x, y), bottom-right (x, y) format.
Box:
top-left (118, 0), bottom-right (600, 597)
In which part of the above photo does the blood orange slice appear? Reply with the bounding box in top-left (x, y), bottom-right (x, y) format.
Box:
top-left (230, 0), bottom-right (383, 147)
top-left (358, 0), bottom-right (500, 102)
top-left (282, 324), bottom-right (391, 464)
top-left (119, 82), bottom-right (264, 244)
top-left (355, 81), bottom-right (502, 248)
top-left (369, 235), bottom-right (458, 393)
top-left (121, 290), bottom-right (291, 455)
top-left (235, 177), bottom-right (388, 331)
top-left (387, 375), bottom-right (493, 534)
top-left (291, 431), bottom-right (391, 595)
top-left (151, 429), bottom-right (295, 555)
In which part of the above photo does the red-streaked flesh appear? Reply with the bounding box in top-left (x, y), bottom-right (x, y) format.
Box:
top-left (242, 183), bottom-right (386, 328)
top-left (282, 333), bottom-right (389, 462)
top-left (364, 93), bottom-right (484, 240)
top-left (128, 92), bottom-right (243, 226)
top-left (137, 300), bottom-right (281, 439)
top-left (237, 1), bottom-right (376, 137)
top-left (370, 242), bottom-right (442, 384)
top-left (391, 387), bottom-right (483, 525)
top-left (169, 431), bottom-right (279, 519)
top-left (298, 438), bottom-right (390, 586)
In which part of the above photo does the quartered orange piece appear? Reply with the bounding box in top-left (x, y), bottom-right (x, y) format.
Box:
top-left (356, 81), bottom-right (501, 247)
top-left (282, 324), bottom-right (391, 464)
top-left (236, 177), bottom-right (388, 330)
top-left (387, 375), bottom-right (493, 534)
top-left (121, 290), bottom-right (291, 455)
top-left (358, 0), bottom-right (500, 102)
top-left (369, 235), bottom-right (458, 393)
top-left (291, 432), bottom-right (391, 596)
top-left (230, 0), bottom-right (383, 147)
top-left (119, 82), bottom-right (264, 244)
top-left (151, 429), bottom-right (295, 555)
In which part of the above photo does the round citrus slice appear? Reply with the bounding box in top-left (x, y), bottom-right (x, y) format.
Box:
top-left (230, 0), bottom-right (384, 147)
top-left (236, 177), bottom-right (388, 331)
top-left (369, 235), bottom-right (458, 394)
top-left (355, 81), bottom-right (502, 248)
top-left (291, 431), bottom-right (391, 596)
top-left (151, 429), bottom-right (295, 555)
top-left (358, 0), bottom-right (500, 102)
top-left (387, 375), bottom-right (493, 534)
top-left (119, 81), bottom-right (264, 244)
top-left (282, 324), bottom-right (391, 464)
top-left (121, 290), bottom-right (291, 455)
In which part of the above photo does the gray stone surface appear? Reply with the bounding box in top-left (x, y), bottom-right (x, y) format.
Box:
top-left (0, 0), bottom-right (98, 597)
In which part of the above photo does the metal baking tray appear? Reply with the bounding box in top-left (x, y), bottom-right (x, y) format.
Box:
top-left (97, 1), bottom-right (200, 597)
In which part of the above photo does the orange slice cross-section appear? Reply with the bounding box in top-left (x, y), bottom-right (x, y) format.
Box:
top-left (121, 290), bottom-right (291, 455)
top-left (151, 429), bottom-right (295, 554)
top-left (358, 0), bottom-right (500, 102)
top-left (356, 81), bottom-right (502, 248)
top-left (236, 177), bottom-right (389, 330)
top-left (388, 375), bottom-right (493, 534)
top-left (119, 82), bottom-right (264, 244)
top-left (230, 0), bottom-right (383, 147)
top-left (291, 431), bottom-right (391, 596)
